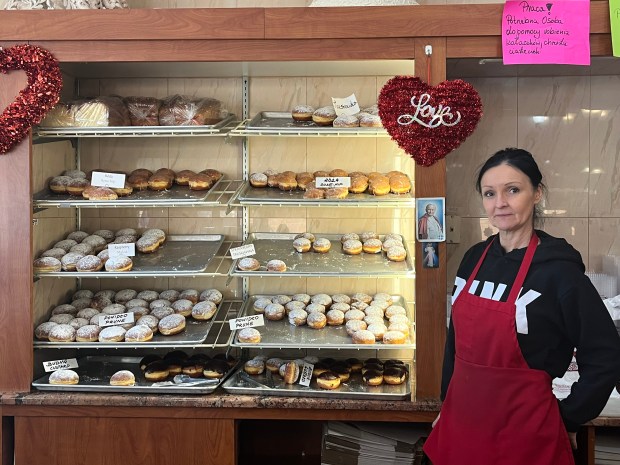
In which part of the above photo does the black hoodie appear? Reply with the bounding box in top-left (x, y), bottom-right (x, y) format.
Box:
top-left (441, 230), bottom-right (620, 432)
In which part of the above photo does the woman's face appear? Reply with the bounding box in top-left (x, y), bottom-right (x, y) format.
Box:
top-left (480, 163), bottom-right (541, 234)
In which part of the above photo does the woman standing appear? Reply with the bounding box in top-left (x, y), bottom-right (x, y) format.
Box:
top-left (424, 148), bottom-right (620, 465)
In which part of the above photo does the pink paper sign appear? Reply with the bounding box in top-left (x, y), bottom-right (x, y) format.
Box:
top-left (502, 0), bottom-right (590, 65)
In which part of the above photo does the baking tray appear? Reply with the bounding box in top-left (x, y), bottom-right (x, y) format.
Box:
top-left (35, 114), bottom-right (236, 137)
top-left (232, 181), bottom-right (414, 207)
top-left (32, 356), bottom-right (232, 394)
top-left (232, 295), bottom-right (414, 350)
top-left (33, 302), bottom-right (223, 349)
top-left (237, 112), bottom-right (388, 136)
top-left (229, 233), bottom-right (414, 277)
top-left (34, 234), bottom-right (225, 278)
top-left (33, 176), bottom-right (225, 209)
top-left (222, 361), bottom-right (411, 400)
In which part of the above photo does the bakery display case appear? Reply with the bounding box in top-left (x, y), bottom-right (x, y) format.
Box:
top-left (28, 66), bottom-right (417, 414)
top-left (27, 58), bottom-right (417, 407)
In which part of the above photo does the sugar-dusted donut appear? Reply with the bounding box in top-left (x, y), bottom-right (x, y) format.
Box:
top-left (158, 314), bottom-right (186, 336)
top-left (49, 369), bottom-right (79, 385)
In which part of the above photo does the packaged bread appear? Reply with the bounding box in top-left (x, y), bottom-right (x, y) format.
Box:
top-left (158, 94), bottom-right (224, 126)
top-left (40, 103), bottom-right (75, 127)
top-left (124, 97), bottom-right (161, 126)
top-left (71, 96), bottom-right (131, 127)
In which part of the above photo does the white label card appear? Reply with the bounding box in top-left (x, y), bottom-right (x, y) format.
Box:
top-left (331, 93), bottom-right (360, 116)
top-left (229, 314), bottom-right (265, 331)
top-left (230, 243), bottom-right (256, 260)
top-left (299, 363), bottom-right (314, 386)
top-left (108, 243), bottom-right (136, 258)
top-left (315, 177), bottom-right (351, 189)
top-left (43, 358), bottom-right (79, 373)
top-left (91, 171), bottom-right (126, 189)
top-left (99, 312), bottom-right (135, 328)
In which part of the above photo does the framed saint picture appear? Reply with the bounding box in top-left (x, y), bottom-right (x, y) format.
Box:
top-left (416, 197), bottom-right (446, 242)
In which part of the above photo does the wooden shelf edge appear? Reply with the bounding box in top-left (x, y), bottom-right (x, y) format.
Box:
top-left (0, 3), bottom-right (610, 42)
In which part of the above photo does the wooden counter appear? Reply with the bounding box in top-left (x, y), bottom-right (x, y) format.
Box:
top-left (1, 391), bottom-right (438, 465)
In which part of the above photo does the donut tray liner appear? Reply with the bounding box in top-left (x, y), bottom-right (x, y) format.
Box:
top-left (32, 356), bottom-right (236, 395)
top-left (232, 295), bottom-right (415, 350)
top-left (233, 180), bottom-right (414, 206)
top-left (35, 234), bottom-right (225, 278)
top-left (33, 176), bottom-right (225, 208)
top-left (229, 233), bottom-right (414, 278)
top-left (222, 361), bottom-right (411, 400)
top-left (242, 112), bottom-right (388, 135)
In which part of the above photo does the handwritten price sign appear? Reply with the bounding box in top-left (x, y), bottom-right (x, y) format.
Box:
top-left (43, 358), bottom-right (79, 372)
top-left (331, 94), bottom-right (360, 117)
top-left (230, 244), bottom-right (256, 260)
top-left (108, 243), bottom-right (135, 258)
top-left (91, 171), bottom-right (126, 189)
top-left (502, 0), bottom-right (590, 65)
top-left (298, 363), bottom-right (314, 387)
top-left (315, 177), bottom-right (351, 189)
top-left (99, 312), bottom-right (135, 328)
top-left (229, 314), bottom-right (265, 331)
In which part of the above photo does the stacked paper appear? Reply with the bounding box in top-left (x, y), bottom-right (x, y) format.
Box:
top-left (321, 421), bottom-right (429, 465)
top-left (595, 431), bottom-right (620, 464)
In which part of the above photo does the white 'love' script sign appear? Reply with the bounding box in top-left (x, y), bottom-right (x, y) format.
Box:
top-left (397, 93), bottom-right (461, 129)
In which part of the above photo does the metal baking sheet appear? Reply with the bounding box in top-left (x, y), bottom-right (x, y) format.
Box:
top-left (32, 356), bottom-right (232, 394)
top-left (229, 233), bottom-right (414, 277)
top-left (242, 112), bottom-right (388, 135)
top-left (232, 295), bottom-right (414, 349)
top-left (33, 176), bottom-right (225, 208)
top-left (35, 114), bottom-right (236, 137)
top-left (222, 361), bottom-right (411, 400)
top-left (233, 181), bottom-right (414, 206)
top-left (35, 234), bottom-right (225, 278)
top-left (33, 303), bottom-right (222, 349)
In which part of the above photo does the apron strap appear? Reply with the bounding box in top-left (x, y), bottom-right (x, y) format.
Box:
top-left (506, 232), bottom-right (539, 304)
top-left (457, 238), bottom-right (496, 306)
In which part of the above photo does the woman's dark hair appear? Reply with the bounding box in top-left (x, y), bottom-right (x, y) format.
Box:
top-left (475, 147), bottom-right (547, 226)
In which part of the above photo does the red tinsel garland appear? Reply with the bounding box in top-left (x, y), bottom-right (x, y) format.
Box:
top-left (378, 76), bottom-right (483, 167)
top-left (0, 44), bottom-right (62, 155)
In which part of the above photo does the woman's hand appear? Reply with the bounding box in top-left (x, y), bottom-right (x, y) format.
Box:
top-left (568, 431), bottom-right (578, 450)
top-left (432, 412), bottom-right (441, 428)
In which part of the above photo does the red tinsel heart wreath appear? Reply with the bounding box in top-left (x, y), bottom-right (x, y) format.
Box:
top-left (378, 76), bottom-right (483, 167)
top-left (0, 44), bottom-right (62, 155)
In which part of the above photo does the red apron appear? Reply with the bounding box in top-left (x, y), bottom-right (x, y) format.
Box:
top-left (424, 233), bottom-right (574, 465)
